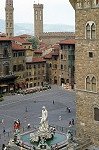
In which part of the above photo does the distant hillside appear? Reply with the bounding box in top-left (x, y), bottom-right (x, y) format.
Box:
top-left (0, 19), bottom-right (75, 35)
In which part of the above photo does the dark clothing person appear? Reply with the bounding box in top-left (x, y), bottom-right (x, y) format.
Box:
top-left (2, 144), bottom-right (5, 150)
top-left (72, 119), bottom-right (74, 125)
top-left (53, 100), bottom-right (55, 104)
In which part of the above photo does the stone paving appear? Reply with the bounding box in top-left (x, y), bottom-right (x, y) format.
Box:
top-left (0, 85), bottom-right (76, 149)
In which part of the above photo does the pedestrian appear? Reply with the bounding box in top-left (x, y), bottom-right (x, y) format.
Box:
top-left (68, 107), bottom-right (71, 113)
top-left (52, 100), bottom-right (55, 104)
top-left (3, 128), bottom-right (5, 134)
top-left (51, 146), bottom-right (54, 150)
top-left (2, 144), bottom-right (6, 150)
top-left (27, 123), bottom-right (31, 129)
top-left (25, 106), bottom-right (28, 112)
top-left (69, 121), bottom-right (71, 126)
top-left (55, 143), bottom-right (59, 150)
top-left (4, 147), bottom-right (7, 150)
top-left (59, 115), bottom-right (61, 121)
top-left (72, 119), bottom-right (74, 125)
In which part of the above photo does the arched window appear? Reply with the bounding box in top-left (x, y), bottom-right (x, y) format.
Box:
top-left (94, 107), bottom-right (99, 121)
top-left (91, 77), bottom-right (96, 92)
top-left (91, 23), bottom-right (96, 39)
top-left (86, 76), bottom-right (90, 90)
top-left (86, 23), bottom-right (90, 39)
top-left (84, 0), bottom-right (90, 8)
top-left (76, 0), bottom-right (82, 9)
top-left (85, 21), bottom-right (96, 39)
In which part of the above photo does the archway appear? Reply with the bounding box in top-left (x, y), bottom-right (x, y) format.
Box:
top-left (61, 78), bottom-right (65, 85)
top-left (54, 76), bottom-right (57, 84)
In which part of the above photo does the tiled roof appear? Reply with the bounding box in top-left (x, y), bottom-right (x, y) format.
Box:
top-left (0, 37), bottom-right (11, 41)
top-left (59, 39), bottom-right (76, 45)
top-left (12, 42), bottom-right (25, 51)
top-left (44, 50), bottom-right (59, 59)
top-left (26, 57), bottom-right (46, 63)
top-left (12, 37), bottom-right (32, 44)
top-left (52, 44), bottom-right (60, 49)
top-left (44, 53), bottom-right (52, 59)
top-left (52, 51), bottom-right (59, 56)
top-left (34, 50), bottom-right (42, 54)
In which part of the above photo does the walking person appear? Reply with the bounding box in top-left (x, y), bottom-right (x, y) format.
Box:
top-left (72, 119), bottom-right (74, 125)
top-left (59, 115), bottom-right (61, 121)
top-left (2, 144), bottom-right (7, 150)
top-left (25, 106), bottom-right (28, 112)
top-left (52, 100), bottom-right (55, 104)
top-left (69, 121), bottom-right (71, 127)
top-left (68, 107), bottom-right (71, 113)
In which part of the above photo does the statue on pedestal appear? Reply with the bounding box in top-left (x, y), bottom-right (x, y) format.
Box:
top-left (40, 106), bottom-right (48, 124)
top-left (39, 106), bottom-right (48, 131)
top-left (30, 106), bottom-right (54, 143)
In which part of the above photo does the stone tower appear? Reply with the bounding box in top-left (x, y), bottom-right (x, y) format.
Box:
top-left (33, 3), bottom-right (43, 38)
top-left (69, 0), bottom-right (99, 146)
top-left (5, 0), bottom-right (14, 37)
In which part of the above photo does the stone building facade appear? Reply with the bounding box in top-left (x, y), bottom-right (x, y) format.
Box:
top-left (5, 0), bottom-right (14, 37)
top-left (12, 42), bottom-right (27, 90)
top-left (70, 0), bottom-right (99, 146)
top-left (0, 38), bottom-right (16, 93)
top-left (26, 58), bottom-right (46, 88)
top-left (44, 39), bottom-right (75, 87)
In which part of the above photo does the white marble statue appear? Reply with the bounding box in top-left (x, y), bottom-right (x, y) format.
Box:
top-left (39, 106), bottom-right (49, 131)
top-left (40, 106), bottom-right (48, 124)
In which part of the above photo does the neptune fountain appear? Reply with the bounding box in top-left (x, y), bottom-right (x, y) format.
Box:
top-left (30, 106), bottom-right (55, 143)
top-left (7, 106), bottom-right (78, 150)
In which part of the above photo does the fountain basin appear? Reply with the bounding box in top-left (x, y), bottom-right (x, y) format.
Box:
top-left (21, 131), bottom-right (67, 147)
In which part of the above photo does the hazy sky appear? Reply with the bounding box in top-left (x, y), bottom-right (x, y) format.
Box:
top-left (0, 0), bottom-right (75, 25)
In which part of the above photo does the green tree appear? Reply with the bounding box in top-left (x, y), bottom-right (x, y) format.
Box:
top-left (28, 37), bottom-right (39, 49)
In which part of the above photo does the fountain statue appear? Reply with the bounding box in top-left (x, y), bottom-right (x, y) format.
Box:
top-left (39, 106), bottom-right (49, 132)
top-left (30, 106), bottom-right (55, 143)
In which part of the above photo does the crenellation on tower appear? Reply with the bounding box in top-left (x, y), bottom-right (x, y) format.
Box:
top-left (5, 0), bottom-right (14, 37)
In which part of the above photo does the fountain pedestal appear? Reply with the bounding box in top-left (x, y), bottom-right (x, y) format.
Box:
top-left (30, 106), bottom-right (54, 143)
top-left (30, 120), bottom-right (54, 142)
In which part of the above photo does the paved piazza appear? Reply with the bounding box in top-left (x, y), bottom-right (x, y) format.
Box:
top-left (0, 85), bottom-right (76, 148)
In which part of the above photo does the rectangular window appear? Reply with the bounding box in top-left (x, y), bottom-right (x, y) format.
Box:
top-left (89, 52), bottom-right (93, 58)
top-left (94, 108), bottom-right (99, 121)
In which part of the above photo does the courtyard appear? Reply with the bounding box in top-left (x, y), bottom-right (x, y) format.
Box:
top-left (0, 85), bottom-right (76, 149)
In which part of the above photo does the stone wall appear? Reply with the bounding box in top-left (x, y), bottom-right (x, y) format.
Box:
top-left (74, 4), bottom-right (99, 146)
top-left (40, 32), bottom-right (75, 46)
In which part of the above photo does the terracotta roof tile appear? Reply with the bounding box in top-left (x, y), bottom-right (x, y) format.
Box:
top-left (12, 42), bottom-right (25, 51)
top-left (0, 37), bottom-right (11, 41)
top-left (44, 53), bottom-right (52, 59)
top-left (12, 37), bottom-right (32, 44)
top-left (59, 39), bottom-right (76, 45)
top-left (34, 50), bottom-right (42, 54)
top-left (44, 50), bottom-right (59, 59)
